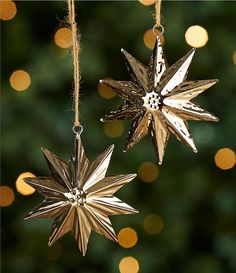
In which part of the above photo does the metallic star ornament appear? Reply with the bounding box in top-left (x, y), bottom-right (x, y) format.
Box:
top-left (24, 134), bottom-right (138, 255)
top-left (100, 38), bottom-right (219, 164)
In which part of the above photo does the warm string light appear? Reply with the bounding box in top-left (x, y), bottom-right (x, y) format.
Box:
top-left (0, 186), bottom-right (15, 207)
top-left (104, 121), bottom-right (124, 138)
top-left (0, 0), bottom-right (17, 21)
top-left (138, 161), bottom-right (159, 182)
top-left (10, 70), bottom-right (31, 91)
top-left (118, 227), bottom-right (138, 248)
top-left (143, 214), bottom-right (164, 234)
top-left (185, 25), bottom-right (208, 48)
top-left (16, 172), bottom-right (36, 195)
top-left (54, 27), bottom-right (72, 49)
top-left (119, 256), bottom-right (140, 273)
top-left (214, 148), bottom-right (235, 170)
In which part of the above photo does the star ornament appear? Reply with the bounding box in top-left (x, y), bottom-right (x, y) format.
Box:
top-left (24, 135), bottom-right (138, 255)
top-left (100, 38), bottom-right (219, 164)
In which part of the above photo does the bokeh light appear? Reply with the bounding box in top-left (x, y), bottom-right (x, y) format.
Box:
top-left (0, 186), bottom-right (15, 207)
top-left (233, 51), bottom-right (236, 65)
top-left (10, 70), bottom-right (31, 91)
top-left (104, 121), bottom-right (124, 138)
top-left (54, 27), bottom-right (72, 48)
top-left (214, 148), bottom-right (235, 170)
top-left (0, 0), bottom-right (17, 21)
top-left (143, 28), bottom-right (164, 49)
top-left (98, 79), bottom-right (116, 99)
top-left (119, 256), bottom-right (140, 273)
top-left (138, 0), bottom-right (156, 6)
top-left (143, 214), bottom-right (164, 235)
top-left (118, 227), bottom-right (138, 248)
top-left (138, 161), bottom-right (159, 182)
top-left (185, 25), bottom-right (208, 48)
top-left (16, 172), bottom-right (36, 195)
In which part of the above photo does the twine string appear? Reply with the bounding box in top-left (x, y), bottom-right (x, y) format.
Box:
top-left (68, 0), bottom-right (80, 126)
top-left (155, 0), bottom-right (162, 27)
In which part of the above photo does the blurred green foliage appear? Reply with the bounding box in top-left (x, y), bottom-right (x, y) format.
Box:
top-left (1, 1), bottom-right (236, 273)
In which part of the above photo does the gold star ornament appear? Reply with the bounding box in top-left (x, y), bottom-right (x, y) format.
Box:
top-left (100, 39), bottom-right (219, 164)
top-left (24, 134), bottom-right (138, 255)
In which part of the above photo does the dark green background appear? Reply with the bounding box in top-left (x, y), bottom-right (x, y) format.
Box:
top-left (1, 1), bottom-right (236, 273)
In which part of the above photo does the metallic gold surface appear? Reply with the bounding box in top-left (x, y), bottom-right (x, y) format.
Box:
top-left (24, 135), bottom-right (137, 255)
top-left (101, 39), bottom-right (218, 164)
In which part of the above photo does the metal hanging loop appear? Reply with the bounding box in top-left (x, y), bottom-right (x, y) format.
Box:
top-left (152, 24), bottom-right (164, 38)
top-left (72, 124), bottom-right (83, 136)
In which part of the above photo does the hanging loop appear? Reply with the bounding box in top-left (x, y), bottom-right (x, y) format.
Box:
top-left (152, 24), bottom-right (164, 38)
top-left (72, 124), bottom-right (83, 136)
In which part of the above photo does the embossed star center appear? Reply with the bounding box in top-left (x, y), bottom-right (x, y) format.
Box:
top-left (64, 188), bottom-right (87, 205)
top-left (142, 91), bottom-right (162, 110)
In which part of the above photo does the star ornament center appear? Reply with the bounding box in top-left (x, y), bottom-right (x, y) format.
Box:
top-left (142, 91), bottom-right (162, 111)
top-left (24, 135), bottom-right (138, 255)
top-left (64, 188), bottom-right (87, 206)
top-left (101, 38), bottom-right (218, 164)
